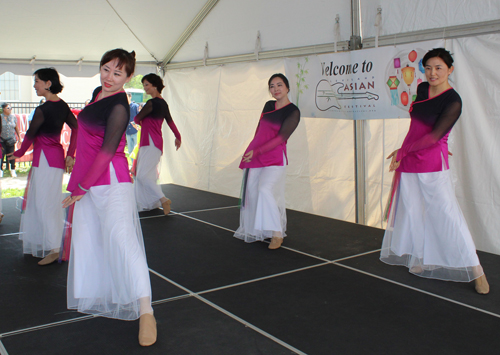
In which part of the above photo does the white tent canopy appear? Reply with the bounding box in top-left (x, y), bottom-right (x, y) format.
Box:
top-left (2, 0), bottom-right (500, 255)
top-left (1, 0), bottom-right (214, 76)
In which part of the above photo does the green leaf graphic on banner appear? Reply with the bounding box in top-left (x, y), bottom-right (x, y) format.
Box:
top-left (295, 57), bottom-right (309, 106)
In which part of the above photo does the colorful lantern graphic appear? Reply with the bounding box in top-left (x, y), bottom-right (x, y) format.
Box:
top-left (412, 95), bottom-right (417, 102)
top-left (387, 76), bottom-right (400, 106)
top-left (386, 76), bottom-right (400, 90)
top-left (394, 58), bottom-right (401, 69)
top-left (401, 91), bottom-right (409, 106)
top-left (402, 65), bottom-right (415, 86)
top-left (408, 50), bottom-right (417, 62)
top-left (401, 65), bottom-right (415, 97)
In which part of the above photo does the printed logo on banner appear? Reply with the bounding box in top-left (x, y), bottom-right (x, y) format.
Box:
top-left (284, 39), bottom-right (444, 120)
top-left (316, 58), bottom-right (379, 112)
top-left (315, 80), bottom-right (379, 111)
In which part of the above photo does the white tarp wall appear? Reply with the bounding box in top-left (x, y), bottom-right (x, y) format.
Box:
top-left (360, 0), bottom-right (500, 37)
top-left (448, 34), bottom-right (500, 254)
top-left (1, 0), bottom-right (498, 253)
top-left (162, 59), bottom-right (359, 221)
top-left (160, 35), bottom-right (500, 257)
top-left (358, 0), bottom-right (500, 254)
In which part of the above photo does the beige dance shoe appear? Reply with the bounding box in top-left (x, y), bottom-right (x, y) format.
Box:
top-left (138, 313), bottom-right (157, 346)
top-left (475, 274), bottom-right (490, 295)
top-left (268, 236), bottom-right (283, 250)
top-left (162, 199), bottom-right (172, 215)
top-left (409, 265), bottom-right (423, 274)
top-left (38, 252), bottom-right (59, 266)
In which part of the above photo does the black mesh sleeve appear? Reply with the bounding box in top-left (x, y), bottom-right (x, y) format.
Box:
top-left (14, 108), bottom-right (45, 157)
top-left (78, 104), bottom-right (128, 190)
top-left (255, 108), bottom-right (300, 155)
top-left (398, 99), bottom-right (462, 160)
top-left (133, 100), bottom-right (153, 124)
top-left (65, 110), bottom-right (78, 158)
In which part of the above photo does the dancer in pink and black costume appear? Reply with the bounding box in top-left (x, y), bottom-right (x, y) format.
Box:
top-left (134, 73), bottom-right (181, 215)
top-left (62, 49), bottom-right (156, 346)
top-left (381, 48), bottom-right (489, 294)
top-left (234, 73), bottom-right (300, 250)
top-left (9, 68), bottom-right (77, 266)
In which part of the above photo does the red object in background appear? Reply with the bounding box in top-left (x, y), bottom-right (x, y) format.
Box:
top-left (14, 112), bottom-right (77, 163)
top-left (14, 114), bottom-right (33, 163)
top-left (70, 108), bottom-right (82, 117)
top-left (408, 50), bottom-right (418, 62)
top-left (401, 91), bottom-right (409, 106)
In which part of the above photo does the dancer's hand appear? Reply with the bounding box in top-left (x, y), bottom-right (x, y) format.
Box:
top-left (62, 194), bottom-right (83, 208)
top-left (242, 150), bottom-right (253, 163)
top-left (175, 138), bottom-right (181, 150)
top-left (448, 151), bottom-right (453, 156)
top-left (6, 152), bottom-right (16, 161)
top-left (387, 149), bottom-right (400, 172)
top-left (65, 156), bottom-right (75, 173)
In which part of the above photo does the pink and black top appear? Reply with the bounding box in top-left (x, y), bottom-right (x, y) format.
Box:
top-left (396, 82), bottom-right (462, 173)
top-left (240, 100), bottom-right (300, 169)
top-left (14, 99), bottom-right (78, 169)
top-left (67, 87), bottom-right (130, 196)
top-left (134, 97), bottom-right (180, 153)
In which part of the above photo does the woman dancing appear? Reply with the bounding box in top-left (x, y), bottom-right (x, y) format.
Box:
top-left (9, 68), bottom-right (77, 265)
top-left (234, 73), bottom-right (300, 250)
top-left (381, 48), bottom-right (489, 294)
top-left (63, 49), bottom-right (156, 346)
top-left (134, 73), bottom-right (181, 215)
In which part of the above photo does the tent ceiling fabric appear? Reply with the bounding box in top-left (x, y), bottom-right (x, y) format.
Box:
top-left (171, 0), bottom-right (353, 63)
top-left (361, 0), bottom-right (500, 38)
top-left (0, 0), bottom-right (208, 75)
top-left (4, 0), bottom-right (500, 75)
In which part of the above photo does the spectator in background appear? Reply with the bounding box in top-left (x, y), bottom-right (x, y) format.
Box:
top-left (28, 98), bottom-right (46, 123)
top-left (1, 103), bottom-right (20, 177)
top-left (126, 93), bottom-right (139, 164)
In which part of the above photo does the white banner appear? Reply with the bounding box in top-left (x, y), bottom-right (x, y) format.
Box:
top-left (285, 39), bottom-right (444, 119)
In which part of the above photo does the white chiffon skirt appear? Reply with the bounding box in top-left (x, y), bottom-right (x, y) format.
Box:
top-left (67, 164), bottom-right (153, 320)
top-left (234, 164), bottom-right (287, 243)
top-left (19, 151), bottom-right (64, 257)
top-left (380, 169), bottom-right (483, 282)
top-left (135, 136), bottom-right (165, 211)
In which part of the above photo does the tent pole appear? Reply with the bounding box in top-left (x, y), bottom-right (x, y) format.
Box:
top-left (351, 0), bottom-right (366, 225)
top-left (160, 0), bottom-right (220, 70)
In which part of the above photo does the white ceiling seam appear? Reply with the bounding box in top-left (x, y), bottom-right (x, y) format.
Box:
top-left (105, 0), bottom-right (160, 63)
top-left (362, 18), bottom-right (500, 49)
top-left (161, 0), bottom-right (220, 68)
top-left (165, 19), bottom-right (500, 71)
top-left (165, 40), bottom-right (351, 71)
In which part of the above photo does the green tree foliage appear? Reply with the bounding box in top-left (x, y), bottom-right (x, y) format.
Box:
top-left (124, 74), bottom-right (151, 102)
top-left (124, 74), bottom-right (144, 90)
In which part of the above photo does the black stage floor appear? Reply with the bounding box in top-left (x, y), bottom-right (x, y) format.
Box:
top-left (1, 184), bottom-right (499, 354)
